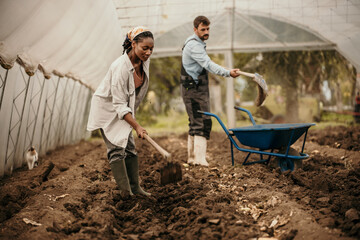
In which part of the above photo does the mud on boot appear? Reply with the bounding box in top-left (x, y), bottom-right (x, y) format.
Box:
top-left (110, 160), bottom-right (134, 198)
top-left (125, 155), bottom-right (151, 197)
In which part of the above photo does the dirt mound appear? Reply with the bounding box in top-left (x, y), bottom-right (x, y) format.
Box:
top-left (309, 125), bottom-right (360, 151)
top-left (0, 127), bottom-right (359, 239)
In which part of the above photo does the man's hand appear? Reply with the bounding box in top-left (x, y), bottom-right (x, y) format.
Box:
top-left (230, 69), bottom-right (241, 78)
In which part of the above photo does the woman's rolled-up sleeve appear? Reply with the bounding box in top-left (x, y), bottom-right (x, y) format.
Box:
top-left (111, 66), bottom-right (132, 120)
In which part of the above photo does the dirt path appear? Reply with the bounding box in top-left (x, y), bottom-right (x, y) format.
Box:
top-left (0, 126), bottom-right (359, 239)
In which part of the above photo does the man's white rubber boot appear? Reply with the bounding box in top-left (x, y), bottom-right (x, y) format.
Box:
top-left (187, 135), bottom-right (195, 164)
top-left (194, 135), bottom-right (209, 167)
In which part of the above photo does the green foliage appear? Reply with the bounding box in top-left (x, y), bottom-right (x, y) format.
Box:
top-left (233, 50), bottom-right (356, 122)
top-left (135, 108), bottom-right (157, 126)
top-left (142, 110), bottom-right (189, 134)
top-left (141, 110), bottom-right (250, 135)
top-left (233, 53), bottom-right (259, 70)
top-left (91, 129), bottom-right (101, 138)
top-left (320, 111), bottom-right (355, 124)
top-left (321, 51), bottom-right (356, 106)
top-left (239, 80), bottom-right (257, 102)
top-left (232, 53), bottom-right (260, 102)
top-left (136, 56), bottom-right (182, 125)
top-left (149, 56), bottom-right (182, 112)
top-left (136, 50), bottom-right (355, 126)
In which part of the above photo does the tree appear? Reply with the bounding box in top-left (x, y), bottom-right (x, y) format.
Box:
top-left (235, 50), bottom-right (356, 122)
top-left (321, 51), bottom-right (356, 109)
top-left (139, 51), bottom-right (356, 124)
top-left (140, 56), bottom-right (181, 114)
top-left (260, 51), bottom-right (307, 121)
top-left (232, 53), bottom-right (260, 102)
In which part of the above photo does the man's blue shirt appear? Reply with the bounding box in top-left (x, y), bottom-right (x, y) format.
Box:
top-left (182, 34), bottom-right (230, 83)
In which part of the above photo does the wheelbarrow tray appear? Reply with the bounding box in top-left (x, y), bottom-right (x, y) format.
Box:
top-left (229, 123), bottom-right (314, 150)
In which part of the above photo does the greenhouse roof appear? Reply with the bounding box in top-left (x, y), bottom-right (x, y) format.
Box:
top-left (1, 0), bottom-right (359, 89)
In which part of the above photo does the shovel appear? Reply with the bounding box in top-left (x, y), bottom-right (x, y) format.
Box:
top-left (144, 134), bottom-right (182, 185)
top-left (236, 70), bottom-right (268, 106)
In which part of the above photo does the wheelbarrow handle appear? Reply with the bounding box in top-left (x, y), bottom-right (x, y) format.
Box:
top-left (197, 110), bottom-right (231, 136)
top-left (234, 106), bottom-right (256, 126)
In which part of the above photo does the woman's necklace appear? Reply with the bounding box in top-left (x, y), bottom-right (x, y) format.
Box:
top-left (129, 51), bottom-right (143, 76)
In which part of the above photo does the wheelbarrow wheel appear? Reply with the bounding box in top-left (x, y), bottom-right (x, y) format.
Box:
top-left (278, 158), bottom-right (294, 172)
top-left (271, 147), bottom-right (302, 172)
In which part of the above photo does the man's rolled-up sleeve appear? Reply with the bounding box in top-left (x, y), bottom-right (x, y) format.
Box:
top-left (191, 43), bottom-right (230, 77)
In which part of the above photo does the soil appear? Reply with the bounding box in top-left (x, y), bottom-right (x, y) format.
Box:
top-left (0, 125), bottom-right (359, 240)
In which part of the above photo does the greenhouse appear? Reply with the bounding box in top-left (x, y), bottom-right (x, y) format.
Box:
top-left (0, 1), bottom-right (359, 239)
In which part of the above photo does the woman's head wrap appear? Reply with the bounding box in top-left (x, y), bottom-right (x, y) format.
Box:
top-left (126, 26), bottom-right (150, 42)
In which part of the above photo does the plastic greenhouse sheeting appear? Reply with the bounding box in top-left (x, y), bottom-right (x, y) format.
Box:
top-left (0, 0), bottom-right (123, 89)
top-left (113, 0), bottom-right (360, 72)
top-left (1, 0), bottom-right (360, 89)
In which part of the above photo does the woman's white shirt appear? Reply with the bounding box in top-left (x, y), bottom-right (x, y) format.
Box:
top-left (87, 52), bottom-right (149, 147)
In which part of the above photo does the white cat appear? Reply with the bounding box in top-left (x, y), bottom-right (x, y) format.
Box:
top-left (26, 146), bottom-right (38, 170)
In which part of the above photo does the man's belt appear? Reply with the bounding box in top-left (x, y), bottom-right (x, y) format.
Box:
top-left (181, 75), bottom-right (196, 89)
top-left (181, 75), bottom-right (208, 89)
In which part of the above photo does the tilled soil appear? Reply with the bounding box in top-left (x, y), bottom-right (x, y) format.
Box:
top-left (309, 125), bottom-right (360, 151)
top-left (0, 125), bottom-right (359, 240)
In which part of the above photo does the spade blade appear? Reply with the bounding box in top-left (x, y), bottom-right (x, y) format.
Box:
top-left (160, 162), bottom-right (182, 185)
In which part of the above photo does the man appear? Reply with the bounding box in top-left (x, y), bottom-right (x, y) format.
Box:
top-left (181, 16), bottom-right (241, 166)
top-left (355, 91), bottom-right (360, 123)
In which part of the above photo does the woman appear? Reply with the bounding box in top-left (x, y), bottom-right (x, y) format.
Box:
top-left (87, 26), bottom-right (154, 198)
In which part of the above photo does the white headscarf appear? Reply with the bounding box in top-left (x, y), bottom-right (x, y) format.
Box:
top-left (127, 26), bottom-right (150, 41)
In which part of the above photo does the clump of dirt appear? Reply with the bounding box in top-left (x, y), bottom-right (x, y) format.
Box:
top-left (309, 125), bottom-right (360, 151)
top-left (0, 126), bottom-right (359, 239)
top-left (254, 105), bottom-right (274, 120)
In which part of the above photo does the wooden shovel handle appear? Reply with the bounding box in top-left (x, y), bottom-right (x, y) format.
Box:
top-left (236, 70), bottom-right (255, 78)
top-left (144, 134), bottom-right (171, 159)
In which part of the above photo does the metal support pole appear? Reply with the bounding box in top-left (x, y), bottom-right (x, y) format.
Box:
top-left (225, 5), bottom-right (236, 129)
top-left (70, 84), bottom-right (84, 143)
top-left (45, 76), bottom-right (61, 152)
top-left (7, 75), bottom-right (31, 165)
top-left (38, 98), bottom-right (47, 155)
top-left (55, 77), bottom-right (69, 146)
top-left (225, 51), bottom-right (235, 128)
top-left (0, 69), bottom-right (9, 111)
top-left (23, 76), bottom-right (35, 152)
top-left (30, 77), bottom-right (46, 145)
top-left (61, 79), bottom-right (76, 145)
top-left (23, 75), bottom-right (46, 153)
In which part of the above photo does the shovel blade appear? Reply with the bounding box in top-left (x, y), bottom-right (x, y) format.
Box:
top-left (255, 84), bottom-right (267, 106)
top-left (160, 162), bottom-right (182, 185)
top-left (254, 73), bottom-right (268, 106)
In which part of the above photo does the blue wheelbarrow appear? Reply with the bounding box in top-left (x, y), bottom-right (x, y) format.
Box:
top-left (199, 107), bottom-right (315, 171)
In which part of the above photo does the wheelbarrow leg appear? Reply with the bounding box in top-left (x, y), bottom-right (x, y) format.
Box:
top-left (230, 140), bottom-right (235, 166)
top-left (243, 152), bottom-right (251, 165)
top-left (264, 149), bottom-right (274, 165)
top-left (243, 151), bottom-right (271, 165)
top-left (301, 129), bottom-right (309, 154)
top-left (279, 129), bottom-right (295, 172)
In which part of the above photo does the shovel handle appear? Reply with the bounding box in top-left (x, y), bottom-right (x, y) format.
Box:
top-left (236, 70), bottom-right (255, 78)
top-left (144, 134), bottom-right (171, 159)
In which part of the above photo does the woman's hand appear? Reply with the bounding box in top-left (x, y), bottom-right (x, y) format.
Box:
top-left (123, 113), bottom-right (147, 138)
top-left (135, 125), bottom-right (147, 139)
